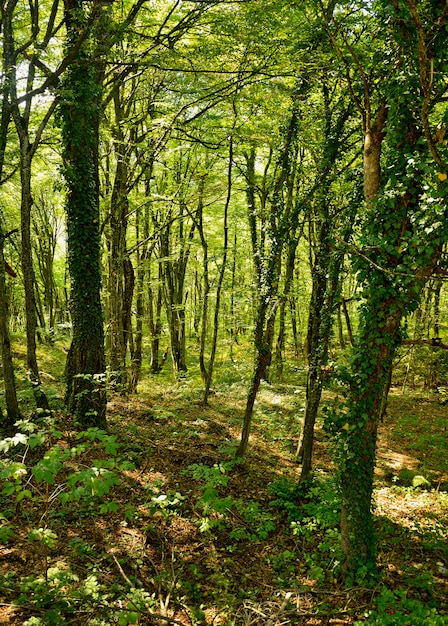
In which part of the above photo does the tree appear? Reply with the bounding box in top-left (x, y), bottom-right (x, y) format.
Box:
top-left (237, 94), bottom-right (302, 457)
top-left (59, 0), bottom-right (109, 426)
top-left (196, 109), bottom-right (235, 404)
top-left (105, 81), bottom-right (136, 390)
top-left (6, 0), bottom-right (60, 413)
top-left (157, 144), bottom-right (198, 375)
top-left (0, 0), bottom-right (20, 428)
top-left (323, 0), bottom-right (448, 574)
top-left (0, 226), bottom-right (20, 428)
top-left (296, 78), bottom-right (357, 481)
top-left (32, 189), bottom-right (65, 332)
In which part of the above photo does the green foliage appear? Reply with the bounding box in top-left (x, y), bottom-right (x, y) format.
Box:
top-left (269, 475), bottom-right (343, 581)
top-left (3, 564), bottom-right (159, 626)
top-left (355, 587), bottom-right (448, 625)
top-left (411, 347), bottom-right (448, 389)
top-left (0, 417), bottom-right (144, 623)
top-left (0, 417), bottom-right (132, 547)
top-left (184, 459), bottom-right (275, 543)
top-left (268, 477), bottom-right (312, 521)
top-left (270, 475), bottom-right (340, 526)
top-left (2, 0), bottom-right (448, 620)
top-left (145, 482), bottom-right (186, 519)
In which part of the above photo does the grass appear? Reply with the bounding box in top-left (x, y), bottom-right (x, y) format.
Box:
top-left (0, 339), bottom-right (447, 624)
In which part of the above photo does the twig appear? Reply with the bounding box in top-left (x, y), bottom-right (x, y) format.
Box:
top-left (266, 591), bottom-right (292, 626)
top-left (112, 555), bottom-right (186, 626)
top-left (335, 236), bottom-right (413, 277)
top-left (0, 228), bottom-right (19, 242)
top-left (112, 553), bottom-right (133, 587)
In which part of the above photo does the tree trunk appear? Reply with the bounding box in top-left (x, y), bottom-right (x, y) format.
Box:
top-left (341, 298), bottom-right (354, 347)
top-left (238, 100), bottom-right (300, 457)
top-left (202, 137), bottom-right (232, 405)
top-left (159, 203), bottom-right (195, 375)
top-left (297, 222), bottom-right (331, 477)
top-left (12, 107), bottom-right (51, 413)
top-left (274, 237), bottom-right (299, 380)
top-left (433, 278), bottom-right (442, 338)
top-left (107, 86), bottom-right (131, 389)
top-left (33, 196), bottom-right (60, 332)
top-left (197, 176), bottom-right (209, 384)
top-left (149, 266), bottom-right (163, 374)
top-left (130, 257), bottom-right (144, 392)
top-left (237, 324), bottom-right (272, 457)
top-left (0, 2), bottom-right (20, 428)
top-left (296, 84), bottom-right (354, 480)
top-left (59, 0), bottom-right (107, 427)
top-left (1, 0), bottom-right (52, 413)
top-left (289, 290), bottom-right (301, 360)
top-left (337, 304), bottom-right (345, 349)
top-left (337, 51), bottom-right (445, 570)
top-left (340, 299), bottom-right (402, 571)
top-left (0, 228), bottom-right (20, 429)
top-left (339, 101), bottom-right (388, 573)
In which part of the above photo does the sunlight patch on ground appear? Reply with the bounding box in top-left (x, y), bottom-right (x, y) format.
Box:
top-left (375, 448), bottom-right (419, 473)
top-left (375, 487), bottom-right (448, 536)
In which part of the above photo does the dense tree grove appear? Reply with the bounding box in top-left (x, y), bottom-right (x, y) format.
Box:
top-left (0, 0), bottom-right (447, 593)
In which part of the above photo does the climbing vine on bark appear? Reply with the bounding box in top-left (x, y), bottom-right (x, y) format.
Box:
top-left (325, 0), bottom-right (448, 575)
top-left (58, 0), bottom-right (108, 426)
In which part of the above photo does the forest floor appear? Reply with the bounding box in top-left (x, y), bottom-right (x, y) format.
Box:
top-left (0, 354), bottom-right (448, 625)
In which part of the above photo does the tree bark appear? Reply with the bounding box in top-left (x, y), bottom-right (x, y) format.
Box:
top-left (296, 84), bottom-right (353, 480)
top-left (0, 228), bottom-right (20, 429)
top-left (158, 184), bottom-right (195, 375)
top-left (107, 85), bottom-right (132, 389)
top-left (340, 299), bottom-right (402, 571)
top-left (339, 101), bottom-right (388, 573)
top-left (60, 0), bottom-right (107, 426)
top-left (0, 2), bottom-right (20, 428)
top-left (11, 87), bottom-right (52, 412)
top-left (202, 141), bottom-right (232, 405)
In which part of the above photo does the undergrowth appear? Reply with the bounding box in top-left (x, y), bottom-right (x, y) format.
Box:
top-left (0, 368), bottom-right (447, 624)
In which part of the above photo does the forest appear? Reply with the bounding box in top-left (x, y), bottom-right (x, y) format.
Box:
top-left (0, 0), bottom-right (447, 624)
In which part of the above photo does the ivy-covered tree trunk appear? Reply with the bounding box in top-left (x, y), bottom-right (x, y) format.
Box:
top-left (0, 2), bottom-right (20, 428)
top-left (297, 215), bottom-right (333, 476)
top-left (59, 0), bottom-right (107, 426)
top-left (296, 85), bottom-right (353, 480)
top-left (237, 301), bottom-right (277, 457)
top-left (273, 185), bottom-right (301, 379)
top-left (337, 89), bottom-right (396, 571)
top-left (337, 0), bottom-right (448, 569)
top-left (0, 227), bottom-right (20, 429)
top-left (340, 296), bottom-right (404, 571)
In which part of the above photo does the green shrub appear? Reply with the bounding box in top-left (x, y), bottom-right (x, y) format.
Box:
top-left (355, 587), bottom-right (448, 625)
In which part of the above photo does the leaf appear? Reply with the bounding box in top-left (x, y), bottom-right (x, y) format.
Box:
top-left (438, 172), bottom-right (447, 181)
top-left (342, 423), bottom-right (349, 430)
top-left (16, 489), bottom-right (32, 503)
